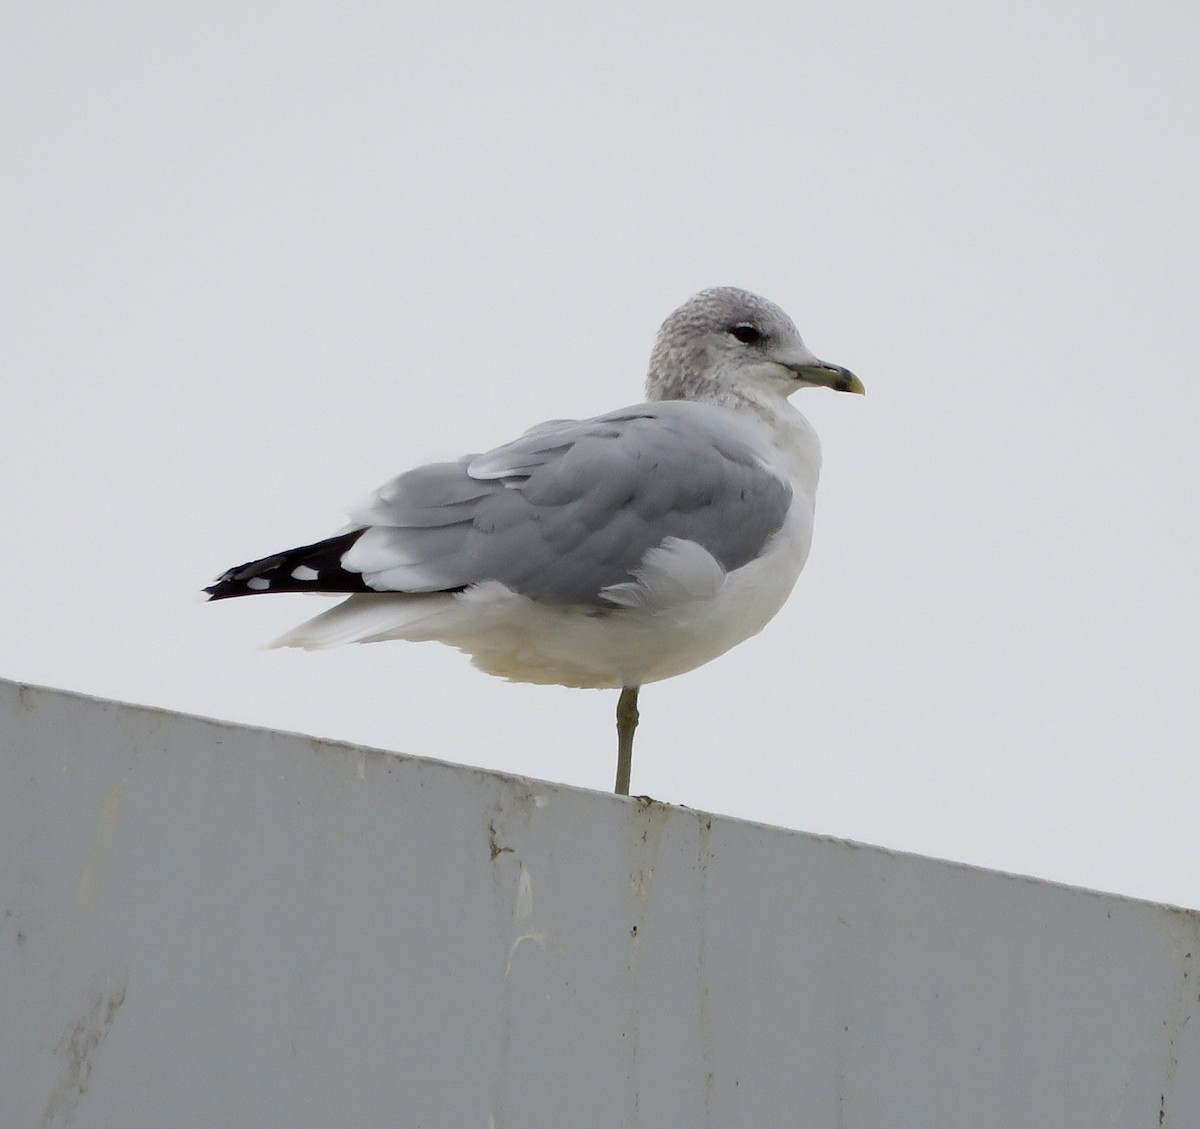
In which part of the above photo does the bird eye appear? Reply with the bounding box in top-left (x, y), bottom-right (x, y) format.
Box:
top-left (729, 323), bottom-right (764, 345)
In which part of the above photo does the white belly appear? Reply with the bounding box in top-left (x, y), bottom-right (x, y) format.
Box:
top-left (431, 501), bottom-right (814, 689)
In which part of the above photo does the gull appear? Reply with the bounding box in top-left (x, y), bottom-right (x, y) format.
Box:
top-left (205, 287), bottom-right (863, 794)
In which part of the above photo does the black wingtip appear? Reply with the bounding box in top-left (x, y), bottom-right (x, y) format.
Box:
top-left (202, 578), bottom-right (251, 601)
top-left (202, 530), bottom-right (374, 602)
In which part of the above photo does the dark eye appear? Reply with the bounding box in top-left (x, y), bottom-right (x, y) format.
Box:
top-left (729, 323), bottom-right (764, 345)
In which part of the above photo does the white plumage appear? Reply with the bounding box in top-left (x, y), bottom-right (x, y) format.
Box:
top-left (207, 287), bottom-right (863, 792)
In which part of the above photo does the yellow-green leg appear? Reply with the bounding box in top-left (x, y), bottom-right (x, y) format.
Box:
top-left (615, 685), bottom-right (640, 796)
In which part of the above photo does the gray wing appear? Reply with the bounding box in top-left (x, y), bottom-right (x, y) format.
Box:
top-left (343, 403), bottom-right (793, 606)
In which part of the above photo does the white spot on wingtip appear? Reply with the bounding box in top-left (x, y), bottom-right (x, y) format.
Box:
top-left (247, 578), bottom-right (270, 591)
top-left (291, 565), bottom-right (320, 581)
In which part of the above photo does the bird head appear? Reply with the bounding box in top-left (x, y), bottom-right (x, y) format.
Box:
top-left (646, 286), bottom-right (864, 404)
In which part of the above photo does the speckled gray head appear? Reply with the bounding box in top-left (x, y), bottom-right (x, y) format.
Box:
top-left (646, 286), bottom-right (863, 404)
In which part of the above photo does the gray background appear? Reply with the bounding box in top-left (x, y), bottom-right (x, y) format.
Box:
top-left (3, 1), bottom-right (1198, 907)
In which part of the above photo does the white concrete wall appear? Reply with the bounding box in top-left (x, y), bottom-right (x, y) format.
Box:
top-left (3, 676), bottom-right (1198, 1128)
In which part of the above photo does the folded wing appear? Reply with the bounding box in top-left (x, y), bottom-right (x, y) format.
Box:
top-left (205, 402), bottom-right (793, 608)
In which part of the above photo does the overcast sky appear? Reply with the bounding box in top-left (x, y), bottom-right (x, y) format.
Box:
top-left (4, 1), bottom-right (1198, 909)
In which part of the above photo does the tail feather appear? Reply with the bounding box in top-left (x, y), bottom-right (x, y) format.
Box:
top-left (269, 592), bottom-right (460, 649)
top-left (204, 530), bottom-right (375, 600)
